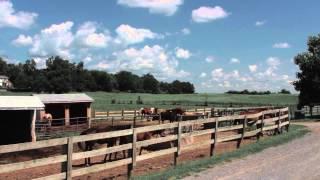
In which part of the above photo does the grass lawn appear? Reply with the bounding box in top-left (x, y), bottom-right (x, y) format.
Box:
top-left (0, 91), bottom-right (298, 111)
top-left (134, 124), bottom-right (309, 180)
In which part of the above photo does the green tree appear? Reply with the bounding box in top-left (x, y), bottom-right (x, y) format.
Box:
top-left (115, 71), bottom-right (139, 92)
top-left (279, 89), bottom-right (291, 94)
top-left (293, 34), bottom-right (320, 115)
top-left (90, 70), bottom-right (117, 91)
top-left (0, 57), bottom-right (7, 74)
top-left (46, 56), bottom-right (72, 93)
top-left (142, 73), bottom-right (159, 93)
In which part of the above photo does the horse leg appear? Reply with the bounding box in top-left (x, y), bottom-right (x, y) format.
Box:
top-left (139, 147), bottom-right (143, 155)
top-left (114, 151), bottom-right (118, 160)
top-left (103, 153), bottom-right (108, 163)
top-left (122, 150), bottom-right (126, 159)
top-left (85, 145), bottom-right (92, 167)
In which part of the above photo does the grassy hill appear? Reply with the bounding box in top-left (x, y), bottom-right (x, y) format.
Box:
top-left (0, 91), bottom-right (298, 111)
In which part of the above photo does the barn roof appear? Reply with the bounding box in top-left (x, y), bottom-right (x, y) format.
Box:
top-left (33, 93), bottom-right (94, 104)
top-left (0, 96), bottom-right (45, 110)
top-left (0, 75), bottom-right (8, 79)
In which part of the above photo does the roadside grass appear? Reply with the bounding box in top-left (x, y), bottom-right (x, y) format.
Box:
top-left (134, 124), bottom-right (310, 180)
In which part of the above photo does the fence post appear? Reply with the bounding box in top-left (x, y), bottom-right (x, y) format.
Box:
top-left (128, 128), bottom-right (136, 179)
top-left (278, 109), bottom-right (282, 134)
top-left (62, 137), bottom-right (73, 180)
top-left (122, 110), bottom-right (124, 121)
top-left (237, 116), bottom-right (247, 148)
top-left (174, 121), bottom-right (182, 166)
top-left (159, 113), bottom-right (162, 124)
top-left (259, 112), bottom-right (264, 140)
top-left (210, 118), bottom-right (218, 156)
top-left (287, 108), bottom-right (290, 132)
top-left (174, 116), bottom-right (182, 166)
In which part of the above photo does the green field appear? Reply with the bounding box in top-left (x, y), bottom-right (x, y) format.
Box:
top-left (0, 91), bottom-right (298, 111)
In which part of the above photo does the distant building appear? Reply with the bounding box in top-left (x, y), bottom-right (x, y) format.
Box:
top-left (33, 93), bottom-right (94, 127)
top-left (0, 75), bottom-right (12, 89)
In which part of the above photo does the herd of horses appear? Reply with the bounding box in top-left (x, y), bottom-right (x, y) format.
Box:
top-left (76, 107), bottom-right (277, 167)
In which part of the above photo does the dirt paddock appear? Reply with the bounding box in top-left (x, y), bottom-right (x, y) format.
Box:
top-left (0, 125), bottom-right (261, 180)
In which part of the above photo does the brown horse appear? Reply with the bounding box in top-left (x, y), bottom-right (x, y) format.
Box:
top-left (140, 107), bottom-right (158, 120)
top-left (78, 124), bottom-right (167, 166)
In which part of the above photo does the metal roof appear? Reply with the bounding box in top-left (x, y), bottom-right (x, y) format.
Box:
top-left (0, 96), bottom-right (45, 110)
top-left (33, 93), bottom-right (94, 104)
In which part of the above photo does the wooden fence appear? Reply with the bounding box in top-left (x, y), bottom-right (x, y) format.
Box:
top-left (0, 107), bottom-right (289, 180)
top-left (94, 106), bottom-right (276, 120)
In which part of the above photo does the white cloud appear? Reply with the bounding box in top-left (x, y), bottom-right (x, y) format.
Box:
top-left (33, 57), bottom-right (46, 69)
top-left (192, 6), bottom-right (230, 23)
top-left (0, 1), bottom-right (37, 29)
top-left (205, 56), bottom-right (214, 63)
top-left (230, 58), bottom-right (240, 64)
top-left (181, 28), bottom-right (190, 35)
top-left (255, 21), bottom-right (266, 26)
top-left (249, 64), bottom-right (258, 73)
top-left (218, 81), bottom-right (231, 88)
top-left (117, 0), bottom-right (183, 16)
top-left (266, 57), bottom-right (281, 68)
top-left (75, 21), bottom-right (111, 48)
top-left (200, 72), bottom-right (207, 78)
top-left (211, 68), bottom-right (224, 80)
top-left (93, 45), bottom-right (190, 80)
top-left (115, 24), bottom-right (161, 45)
top-left (30, 21), bottom-right (74, 59)
top-left (175, 47), bottom-right (191, 59)
top-left (12, 34), bottom-right (33, 46)
top-left (200, 57), bottom-right (295, 92)
top-left (273, 42), bottom-right (291, 49)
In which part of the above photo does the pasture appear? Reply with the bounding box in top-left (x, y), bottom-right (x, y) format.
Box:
top-left (0, 91), bottom-right (299, 111)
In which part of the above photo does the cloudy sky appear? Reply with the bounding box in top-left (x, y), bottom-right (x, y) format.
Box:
top-left (0, 0), bottom-right (319, 93)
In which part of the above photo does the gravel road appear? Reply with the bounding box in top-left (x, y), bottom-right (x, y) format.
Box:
top-left (184, 122), bottom-right (320, 180)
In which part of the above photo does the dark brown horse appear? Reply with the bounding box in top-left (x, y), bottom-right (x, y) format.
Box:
top-left (78, 124), bottom-right (132, 166)
top-left (153, 108), bottom-right (185, 123)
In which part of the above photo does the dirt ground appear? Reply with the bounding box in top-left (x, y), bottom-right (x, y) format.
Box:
top-left (184, 122), bottom-right (320, 180)
top-left (0, 122), bottom-right (259, 180)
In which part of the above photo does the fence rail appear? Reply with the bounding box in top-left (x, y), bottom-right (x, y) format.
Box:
top-left (0, 107), bottom-right (290, 179)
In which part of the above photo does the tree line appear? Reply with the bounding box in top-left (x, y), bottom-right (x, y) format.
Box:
top-left (0, 56), bottom-right (195, 94)
top-left (225, 89), bottom-right (291, 95)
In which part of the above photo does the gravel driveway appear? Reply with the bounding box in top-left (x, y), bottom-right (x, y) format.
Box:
top-left (184, 122), bottom-right (320, 180)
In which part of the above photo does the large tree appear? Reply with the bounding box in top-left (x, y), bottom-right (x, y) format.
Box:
top-left (142, 73), bottom-right (159, 94)
top-left (293, 34), bottom-right (320, 115)
top-left (46, 56), bottom-right (73, 93)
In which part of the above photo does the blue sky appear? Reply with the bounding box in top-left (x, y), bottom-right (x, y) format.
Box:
top-left (1, 0), bottom-right (319, 93)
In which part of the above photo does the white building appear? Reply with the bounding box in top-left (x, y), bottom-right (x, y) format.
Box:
top-left (0, 75), bottom-right (12, 89)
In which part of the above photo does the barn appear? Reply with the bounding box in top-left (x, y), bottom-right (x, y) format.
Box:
top-left (0, 96), bottom-right (44, 145)
top-left (34, 93), bottom-right (94, 127)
